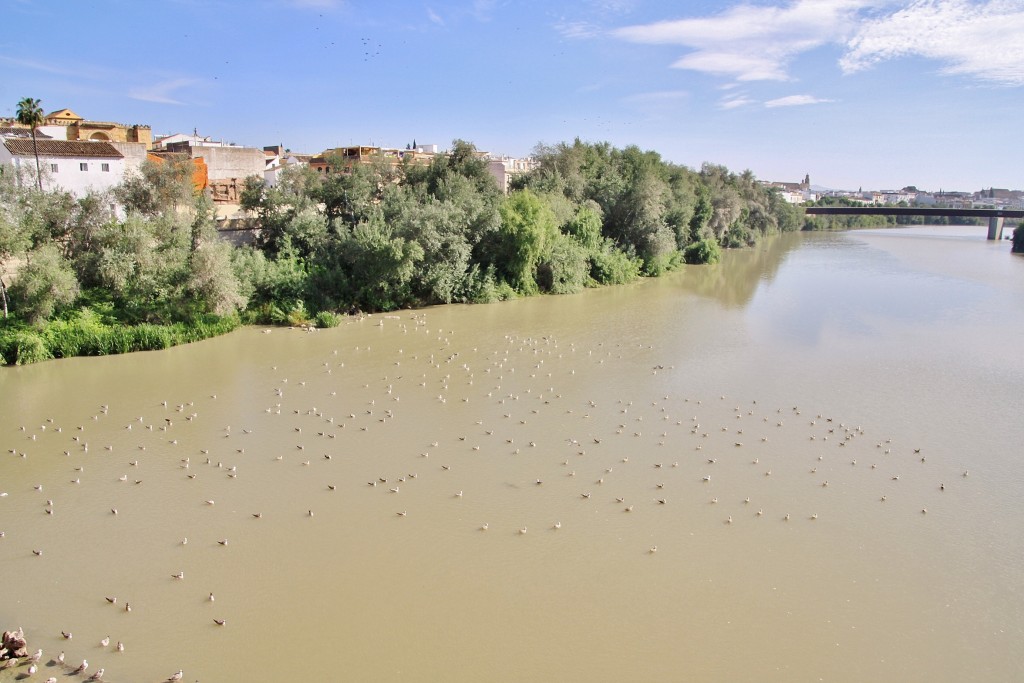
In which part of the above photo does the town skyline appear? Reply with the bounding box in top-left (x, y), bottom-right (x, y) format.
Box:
top-left (2, 0), bottom-right (1021, 193)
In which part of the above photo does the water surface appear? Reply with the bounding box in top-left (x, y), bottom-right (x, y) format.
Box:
top-left (2, 226), bottom-right (1022, 682)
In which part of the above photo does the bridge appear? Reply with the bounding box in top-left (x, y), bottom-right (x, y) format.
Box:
top-left (804, 206), bottom-right (1024, 240)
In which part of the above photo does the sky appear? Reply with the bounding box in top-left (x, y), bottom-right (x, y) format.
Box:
top-left (2, 0), bottom-right (1021, 192)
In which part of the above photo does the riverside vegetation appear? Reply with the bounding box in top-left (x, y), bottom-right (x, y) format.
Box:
top-left (0, 138), bottom-right (805, 365)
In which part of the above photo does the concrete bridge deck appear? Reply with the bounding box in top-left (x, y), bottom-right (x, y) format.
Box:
top-left (804, 206), bottom-right (1023, 239)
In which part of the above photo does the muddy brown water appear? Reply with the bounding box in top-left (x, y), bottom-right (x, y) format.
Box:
top-left (2, 227), bottom-right (1022, 682)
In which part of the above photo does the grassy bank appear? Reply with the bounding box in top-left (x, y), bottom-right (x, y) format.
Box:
top-left (0, 309), bottom-right (241, 366)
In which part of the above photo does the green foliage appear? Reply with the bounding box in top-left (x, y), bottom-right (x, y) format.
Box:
top-left (1, 132), bottom-right (805, 364)
top-left (684, 238), bottom-right (722, 265)
top-left (0, 309), bottom-right (240, 364)
top-left (285, 300), bottom-right (311, 327)
top-left (590, 247), bottom-right (642, 285)
top-left (493, 189), bottom-right (559, 295)
top-left (188, 240), bottom-right (247, 316)
top-left (115, 158), bottom-right (196, 217)
top-left (465, 265), bottom-right (518, 303)
top-left (314, 310), bottom-right (343, 328)
top-left (311, 215), bottom-right (424, 312)
top-left (564, 205), bottom-right (604, 252)
top-left (538, 233), bottom-right (590, 294)
top-left (10, 244), bottom-right (80, 325)
top-left (0, 329), bottom-right (52, 364)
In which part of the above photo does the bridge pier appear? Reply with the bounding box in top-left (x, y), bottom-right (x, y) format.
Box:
top-left (988, 217), bottom-right (1004, 240)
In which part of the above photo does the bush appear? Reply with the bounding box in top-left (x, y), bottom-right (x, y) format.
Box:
top-left (466, 265), bottom-right (517, 304)
top-left (7, 330), bottom-right (52, 365)
top-left (590, 249), bottom-right (642, 285)
top-left (285, 301), bottom-right (311, 327)
top-left (683, 238), bottom-right (722, 265)
top-left (315, 310), bottom-right (343, 328)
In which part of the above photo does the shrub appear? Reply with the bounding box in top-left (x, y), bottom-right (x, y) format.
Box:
top-left (10, 330), bottom-right (52, 365)
top-left (590, 249), bottom-right (642, 285)
top-left (286, 301), bottom-right (311, 327)
top-left (683, 238), bottom-right (722, 265)
top-left (315, 310), bottom-right (343, 328)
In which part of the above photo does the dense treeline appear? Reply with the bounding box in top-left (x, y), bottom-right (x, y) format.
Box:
top-left (1, 138), bottom-right (802, 364)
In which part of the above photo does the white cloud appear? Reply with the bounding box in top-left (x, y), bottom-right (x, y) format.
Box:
top-left (0, 54), bottom-right (114, 80)
top-left (842, 0), bottom-right (1024, 85)
top-left (720, 94), bottom-right (756, 109)
top-left (426, 6), bottom-right (444, 25)
top-left (765, 94), bottom-right (835, 107)
top-left (611, 0), bottom-right (1024, 87)
top-left (556, 20), bottom-right (604, 39)
top-left (612, 0), bottom-right (876, 81)
top-left (622, 90), bottom-right (689, 104)
top-left (129, 78), bottom-right (201, 105)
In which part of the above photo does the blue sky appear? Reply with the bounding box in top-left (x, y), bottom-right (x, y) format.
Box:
top-left (2, 0), bottom-right (1021, 191)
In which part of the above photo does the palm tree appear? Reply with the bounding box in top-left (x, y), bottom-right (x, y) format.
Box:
top-left (15, 97), bottom-right (45, 191)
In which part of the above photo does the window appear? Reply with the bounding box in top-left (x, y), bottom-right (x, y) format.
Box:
top-left (101, 163), bottom-right (110, 172)
top-left (80, 163), bottom-right (89, 172)
top-left (50, 163), bottom-right (59, 173)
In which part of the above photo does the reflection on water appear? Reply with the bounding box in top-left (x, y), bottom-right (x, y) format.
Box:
top-left (676, 231), bottom-right (802, 308)
top-left (1, 227), bottom-right (1022, 682)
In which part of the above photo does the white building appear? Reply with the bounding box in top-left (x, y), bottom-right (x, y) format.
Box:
top-left (264, 154), bottom-right (311, 187)
top-left (0, 139), bottom-right (126, 197)
top-left (487, 156), bottom-right (538, 194)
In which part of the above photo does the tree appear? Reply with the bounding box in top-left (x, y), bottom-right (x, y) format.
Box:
top-left (492, 189), bottom-right (559, 295)
top-left (0, 172), bottom-right (31, 317)
top-left (115, 158), bottom-right (195, 218)
top-left (15, 97), bottom-right (45, 192)
top-left (10, 244), bottom-right (80, 325)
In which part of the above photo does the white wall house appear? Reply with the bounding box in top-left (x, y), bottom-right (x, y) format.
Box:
top-left (0, 139), bottom-right (126, 197)
top-left (264, 154), bottom-right (309, 187)
top-left (487, 156), bottom-right (538, 194)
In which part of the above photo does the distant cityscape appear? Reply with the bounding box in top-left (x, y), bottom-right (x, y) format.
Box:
top-left (3, 107), bottom-right (1021, 216)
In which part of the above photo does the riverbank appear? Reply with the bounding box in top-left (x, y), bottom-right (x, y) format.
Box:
top-left (0, 312), bottom-right (240, 366)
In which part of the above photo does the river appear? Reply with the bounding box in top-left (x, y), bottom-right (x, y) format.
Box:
top-left (1, 226), bottom-right (1022, 682)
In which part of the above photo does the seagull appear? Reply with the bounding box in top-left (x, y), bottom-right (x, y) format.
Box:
top-left (87, 668), bottom-right (104, 681)
top-left (71, 659), bottom-right (88, 675)
top-left (166, 671), bottom-right (183, 682)
top-left (100, 635), bottom-right (110, 647)
top-left (213, 618), bottom-right (226, 626)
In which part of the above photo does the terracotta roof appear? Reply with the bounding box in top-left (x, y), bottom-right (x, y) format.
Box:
top-left (0, 127), bottom-right (53, 139)
top-left (4, 139), bottom-right (123, 159)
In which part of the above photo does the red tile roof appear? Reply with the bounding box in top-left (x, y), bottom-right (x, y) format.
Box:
top-left (3, 139), bottom-right (123, 159)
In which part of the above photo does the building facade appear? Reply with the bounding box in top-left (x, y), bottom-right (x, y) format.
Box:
top-left (0, 139), bottom-right (126, 196)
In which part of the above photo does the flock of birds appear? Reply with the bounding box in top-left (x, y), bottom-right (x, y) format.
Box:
top-left (0, 312), bottom-right (965, 681)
